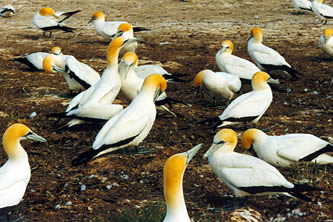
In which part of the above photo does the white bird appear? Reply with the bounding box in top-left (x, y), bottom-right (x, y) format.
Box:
top-left (318, 27), bottom-right (333, 56)
top-left (193, 69), bottom-right (241, 104)
top-left (14, 46), bottom-right (62, 71)
top-left (89, 11), bottom-right (148, 40)
top-left (216, 40), bottom-right (261, 80)
top-left (48, 37), bottom-right (135, 128)
top-left (218, 72), bottom-right (278, 127)
top-left (203, 128), bottom-right (318, 209)
top-left (163, 144), bottom-right (202, 222)
top-left (248, 27), bottom-right (301, 79)
top-left (0, 4), bottom-right (15, 17)
top-left (292, 0), bottom-right (312, 13)
top-left (242, 128), bottom-right (333, 167)
top-left (43, 53), bottom-right (100, 93)
top-left (71, 74), bottom-right (167, 165)
top-left (0, 123), bottom-right (47, 208)
top-left (134, 65), bottom-right (185, 82)
top-left (312, 0), bottom-right (333, 24)
top-left (33, 7), bottom-right (80, 37)
top-left (114, 23), bottom-right (138, 57)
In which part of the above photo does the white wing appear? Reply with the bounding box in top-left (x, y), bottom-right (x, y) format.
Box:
top-left (251, 44), bottom-right (290, 67)
top-left (102, 21), bottom-right (125, 37)
top-left (319, 3), bottom-right (333, 17)
top-left (33, 13), bottom-right (58, 28)
top-left (135, 65), bottom-right (169, 79)
top-left (221, 55), bottom-right (260, 80)
top-left (25, 52), bottom-right (49, 70)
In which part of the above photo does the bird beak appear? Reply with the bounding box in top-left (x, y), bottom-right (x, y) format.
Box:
top-left (124, 63), bottom-right (132, 80)
top-left (186, 143), bottom-right (203, 165)
top-left (25, 131), bottom-right (47, 143)
top-left (267, 77), bottom-right (280, 84)
top-left (203, 141), bottom-right (224, 159)
top-left (88, 17), bottom-right (95, 24)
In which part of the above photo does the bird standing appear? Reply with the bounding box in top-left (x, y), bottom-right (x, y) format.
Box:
top-left (72, 74), bottom-right (167, 165)
top-left (318, 27), bottom-right (333, 56)
top-left (312, 0), bottom-right (333, 24)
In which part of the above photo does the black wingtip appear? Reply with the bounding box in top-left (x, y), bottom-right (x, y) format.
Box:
top-left (72, 149), bottom-right (99, 166)
top-left (14, 57), bottom-right (40, 71)
top-left (133, 27), bottom-right (150, 32)
top-left (47, 112), bottom-right (68, 118)
top-left (289, 183), bottom-right (321, 202)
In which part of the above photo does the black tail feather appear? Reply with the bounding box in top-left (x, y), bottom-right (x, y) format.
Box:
top-left (47, 112), bottom-right (69, 118)
top-left (262, 64), bottom-right (302, 79)
top-left (42, 25), bottom-right (76, 33)
top-left (72, 149), bottom-right (99, 166)
top-left (289, 184), bottom-right (321, 202)
top-left (197, 116), bottom-right (222, 129)
top-left (155, 97), bottom-right (191, 107)
top-left (14, 57), bottom-right (40, 71)
top-left (164, 73), bottom-right (190, 83)
top-left (133, 27), bottom-right (150, 32)
top-left (300, 143), bottom-right (333, 162)
top-left (58, 10), bottom-right (81, 23)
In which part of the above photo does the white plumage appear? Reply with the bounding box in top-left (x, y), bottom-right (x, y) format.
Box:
top-left (292, 0), bottom-right (312, 12)
top-left (318, 27), bottom-right (333, 56)
top-left (0, 124), bottom-right (46, 208)
top-left (216, 40), bottom-right (261, 80)
top-left (71, 74), bottom-right (167, 165)
top-left (312, 0), bottom-right (333, 24)
top-left (0, 4), bottom-right (15, 17)
top-left (218, 72), bottom-right (278, 127)
top-left (242, 128), bottom-right (333, 167)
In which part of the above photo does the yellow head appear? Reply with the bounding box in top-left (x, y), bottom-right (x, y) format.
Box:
top-left (118, 23), bottom-right (133, 32)
top-left (214, 128), bottom-right (238, 146)
top-left (317, 0), bottom-right (324, 3)
top-left (250, 27), bottom-right (263, 43)
top-left (2, 123), bottom-right (46, 159)
top-left (221, 40), bottom-right (234, 54)
top-left (43, 54), bottom-right (55, 73)
top-left (122, 52), bottom-right (138, 66)
top-left (241, 128), bottom-right (260, 149)
top-left (324, 28), bottom-right (333, 40)
top-left (51, 46), bottom-right (62, 55)
top-left (193, 70), bottom-right (205, 87)
top-left (251, 72), bottom-right (270, 90)
top-left (39, 7), bottom-right (55, 16)
top-left (142, 74), bottom-right (167, 93)
top-left (106, 37), bottom-right (128, 64)
top-left (90, 11), bottom-right (105, 22)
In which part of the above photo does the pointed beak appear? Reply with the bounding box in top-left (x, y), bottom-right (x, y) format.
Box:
top-left (124, 63), bottom-right (131, 80)
top-left (186, 143), bottom-right (202, 165)
top-left (203, 141), bottom-right (224, 159)
top-left (267, 77), bottom-right (280, 84)
top-left (25, 131), bottom-right (47, 143)
top-left (88, 17), bottom-right (95, 24)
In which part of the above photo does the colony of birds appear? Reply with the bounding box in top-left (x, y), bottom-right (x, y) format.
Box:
top-left (0, 0), bottom-right (333, 221)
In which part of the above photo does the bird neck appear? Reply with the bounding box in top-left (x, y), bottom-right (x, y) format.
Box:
top-left (3, 137), bottom-right (27, 160)
top-left (252, 82), bottom-right (271, 91)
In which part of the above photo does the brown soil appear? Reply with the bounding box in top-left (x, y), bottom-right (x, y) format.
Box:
top-left (0, 0), bottom-right (332, 221)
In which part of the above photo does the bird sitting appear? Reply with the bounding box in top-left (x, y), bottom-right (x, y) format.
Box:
top-left (318, 27), bottom-right (333, 57)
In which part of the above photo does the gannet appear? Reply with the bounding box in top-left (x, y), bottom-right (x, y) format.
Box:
top-left (14, 46), bottom-right (62, 71)
top-left (292, 0), bottom-right (312, 13)
top-left (43, 54), bottom-right (100, 93)
top-left (203, 129), bottom-right (319, 208)
top-left (48, 37), bottom-right (135, 128)
top-left (163, 144), bottom-right (202, 222)
top-left (312, 0), bottom-right (333, 24)
top-left (218, 72), bottom-right (278, 127)
top-left (134, 65), bottom-right (187, 82)
top-left (318, 27), bottom-right (333, 56)
top-left (242, 128), bottom-right (333, 167)
top-left (71, 74), bottom-right (167, 165)
top-left (114, 23), bottom-right (138, 57)
top-left (193, 69), bottom-right (241, 104)
top-left (216, 40), bottom-right (261, 80)
top-left (33, 7), bottom-right (80, 37)
top-left (89, 11), bottom-right (148, 40)
top-left (248, 27), bottom-right (301, 79)
top-left (0, 4), bottom-right (15, 17)
top-left (0, 123), bottom-right (47, 208)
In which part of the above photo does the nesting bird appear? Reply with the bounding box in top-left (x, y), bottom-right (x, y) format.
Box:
top-left (163, 144), bottom-right (202, 222)
top-left (0, 123), bottom-right (47, 208)
top-left (292, 0), bottom-right (312, 13)
top-left (248, 27), bottom-right (301, 79)
top-left (217, 72), bottom-right (278, 128)
top-left (0, 4), bottom-right (15, 17)
top-left (203, 129), bottom-right (319, 209)
top-left (14, 46), bottom-right (62, 71)
top-left (33, 7), bottom-right (80, 37)
top-left (216, 40), bottom-right (261, 80)
top-left (193, 69), bottom-right (241, 104)
top-left (312, 0), bottom-right (333, 24)
top-left (242, 128), bottom-right (333, 167)
top-left (71, 74), bottom-right (167, 165)
top-left (318, 27), bottom-right (333, 56)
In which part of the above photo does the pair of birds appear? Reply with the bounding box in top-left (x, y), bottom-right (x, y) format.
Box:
top-left (163, 127), bottom-right (333, 221)
top-left (293, 0), bottom-right (333, 24)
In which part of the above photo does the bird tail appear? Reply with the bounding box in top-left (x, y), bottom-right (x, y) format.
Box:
top-left (289, 184), bottom-right (321, 202)
top-left (14, 57), bottom-right (40, 71)
top-left (164, 73), bottom-right (190, 83)
top-left (58, 25), bottom-right (76, 33)
top-left (72, 149), bottom-right (99, 166)
top-left (283, 66), bottom-right (302, 79)
top-left (155, 97), bottom-right (191, 107)
top-left (133, 27), bottom-right (150, 32)
top-left (58, 10), bottom-right (81, 23)
top-left (47, 112), bottom-right (68, 118)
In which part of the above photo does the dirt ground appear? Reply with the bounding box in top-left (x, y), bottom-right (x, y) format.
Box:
top-left (0, 0), bottom-right (332, 221)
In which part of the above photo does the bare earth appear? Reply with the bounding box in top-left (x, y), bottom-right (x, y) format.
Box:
top-left (0, 0), bottom-right (332, 221)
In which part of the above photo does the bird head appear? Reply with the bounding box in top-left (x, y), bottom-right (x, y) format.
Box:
top-left (51, 46), bottom-right (62, 55)
top-left (39, 7), bottom-right (55, 16)
top-left (324, 28), bottom-right (333, 40)
top-left (250, 27), bottom-right (263, 43)
top-left (120, 52), bottom-right (139, 79)
top-left (142, 74), bottom-right (167, 100)
top-left (89, 11), bottom-right (105, 23)
top-left (221, 40), bottom-right (234, 54)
